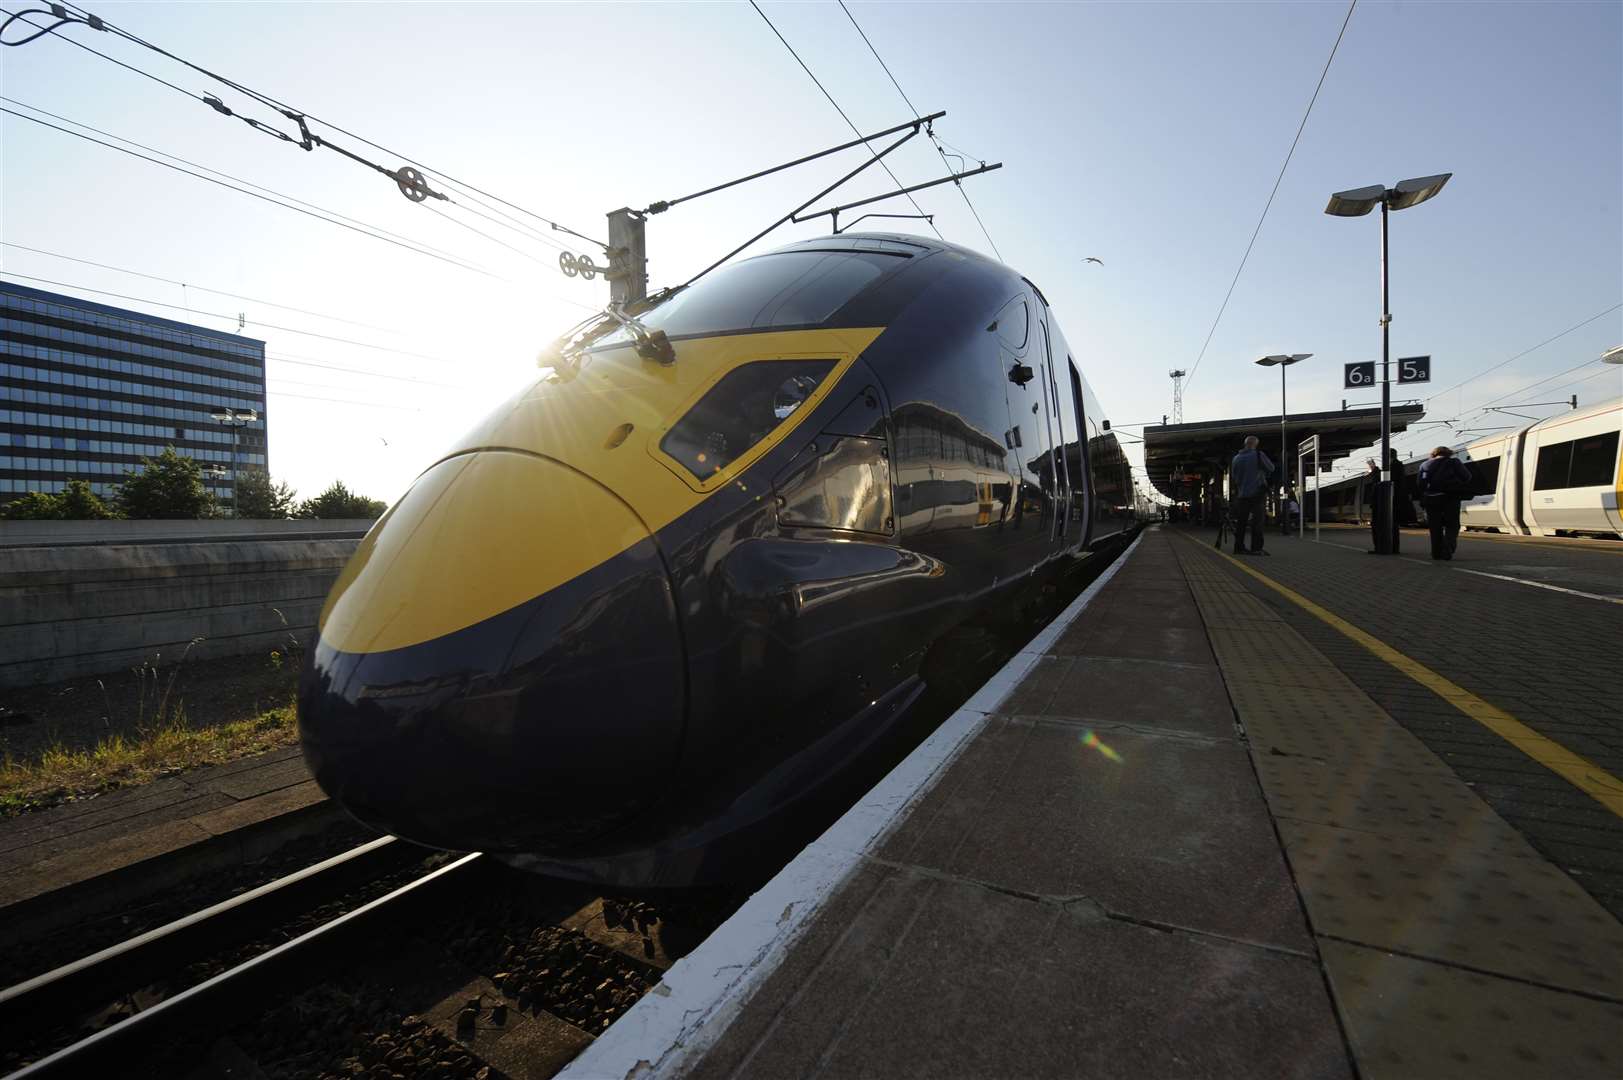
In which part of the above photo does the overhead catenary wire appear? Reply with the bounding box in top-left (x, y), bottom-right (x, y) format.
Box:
top-left (747, 0), bottom-right (944, 242)
top-left (4, 4), bottom-right (601, 264)
top-left (0, 101), bottom-right (496, 278)
top-left (1182, 0), bottom-right (1357, 395)
top-left (837, 0), bottom-right (1003, 261)
top-left (678, 125), bottom-right (924, 290)
top-left (38, 2), bottom-right (606, 249)
top-left (268, 355), bottom-right (462, 389)
top-left (0, 271), bottom-right (468, 366)
top-left (0, 241), bottom-right (400, 333)
top-left (420, 203), bottom-right (567, 269)
top-left (1422, 301), bottom-right (1623, 404)
top-left (267, 388), bottom-right (421, 412)
top-left (1464, 357), bottom-right (1616, 415)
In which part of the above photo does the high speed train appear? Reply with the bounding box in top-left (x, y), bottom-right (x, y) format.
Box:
top-left (1313, 396), bottom-right (1622, 538)
top-left (298, 234), bottom-right (1138, 885)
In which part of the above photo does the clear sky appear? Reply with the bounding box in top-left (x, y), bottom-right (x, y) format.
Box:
top-left (3, 0), bottom-right (1619, 502)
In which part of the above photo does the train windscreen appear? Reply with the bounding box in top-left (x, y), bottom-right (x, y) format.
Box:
top-left (606, 251), bottom-right (908, 342)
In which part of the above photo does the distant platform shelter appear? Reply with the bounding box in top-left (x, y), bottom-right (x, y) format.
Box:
top-left (1144, 404), bottom-right (1425, 516)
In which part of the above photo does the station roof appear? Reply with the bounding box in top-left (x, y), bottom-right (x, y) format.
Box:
top-left (1142, 404), bottom-right (1425, 499)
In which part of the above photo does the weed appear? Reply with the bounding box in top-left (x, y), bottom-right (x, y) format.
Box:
top-left (0, 701), bottom-right (298, 818)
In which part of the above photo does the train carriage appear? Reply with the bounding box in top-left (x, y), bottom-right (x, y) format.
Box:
top-left (298, 234), bottom-right (1139, 885)
top-left (1309, 396), bottom-right (1621, 539)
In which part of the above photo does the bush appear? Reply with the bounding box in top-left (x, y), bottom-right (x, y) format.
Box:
top-left (118, 448), bottom-right (216, 519)
top-left (294, 481), bottom-right (387, 520)
top-left (1, 480), bottom-right (119, 520)
top-left (1, 491), bottom-right (66, 520)
top-left (58, 479), bottom-right (120, 519)
top-left (234, 470), bottom-right (298, 519)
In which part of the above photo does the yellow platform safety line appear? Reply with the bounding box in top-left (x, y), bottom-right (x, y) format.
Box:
top-left (1185, 536), bottom-right (1623, 822)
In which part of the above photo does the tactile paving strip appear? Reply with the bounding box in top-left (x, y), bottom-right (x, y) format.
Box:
top-left (1171, 536), bottom-right (1623, 1010)
top-left (1188, 588), bottom-right (1285, 629)
top-left (1208, 628), bottom-right (1342, 684)
top-left (1320, 939), bottom-right (1623, 1080)
top-left (1254, 752), bottom-right (1532, 857)
top-left (1279, 818), bottom-right (1623, 998)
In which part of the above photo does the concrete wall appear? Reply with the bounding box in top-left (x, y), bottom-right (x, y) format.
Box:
top-left (0, 519), bottom-right (374, 548)
top-left (0, 535), bottom-right (363, 688)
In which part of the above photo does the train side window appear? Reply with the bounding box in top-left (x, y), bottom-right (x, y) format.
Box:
top-left (1567, 431), bottom-right (1619, 488)
top-left (992, 297), bottom-right (1028, 352)
top-left (1463, 456), bottom-right (1500, 496)
top-left (1532, 440), bottom-right (1574, 491)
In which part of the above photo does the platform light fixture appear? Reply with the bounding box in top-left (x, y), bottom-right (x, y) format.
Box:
top-left (1601, 345), bottom-right (1623, 365)
top-left (1255, 354), bottom-right (1312, 534)
top-left (1325, 172), bottom-right (1452, 554)
top-left (210, 406), bottom-right (259, 516)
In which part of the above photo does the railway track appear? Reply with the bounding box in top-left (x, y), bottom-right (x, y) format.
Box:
top-left (1, 834), bottom-right (736, 1080)
top-left (0, 836), bottom-right (464, 1076)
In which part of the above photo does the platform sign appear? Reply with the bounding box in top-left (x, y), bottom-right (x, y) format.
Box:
top-left (1344, 361), bottom-right (1376, 389)
top-left (1299, 434), bottom-right (1320, 454)
top-left (1397, 355), bottom-right (1431, 384)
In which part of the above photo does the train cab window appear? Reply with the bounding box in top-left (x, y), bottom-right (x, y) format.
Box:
top-left (1532, 440), bottom-right (1574, 491)
top-left (991, 298), bottom-right (1028, 352)
top-left (1568, 431), bottom-right (1619, 488)
top-left (660, 359), bottom-right (836, 481)
top-left (613, 251), bottom-right (903, 341)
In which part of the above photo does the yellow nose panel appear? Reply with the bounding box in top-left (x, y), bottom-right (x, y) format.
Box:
top-left (318, 451), bottom-right (650, 654)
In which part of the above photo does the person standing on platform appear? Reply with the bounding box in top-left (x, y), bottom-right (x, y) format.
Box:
top-left (1366, 448), bottom-right (1408, 554)
top-left (1418, 446), bottom-right (1473, 560)
top-left (1393, 447), bottom-right (1419, 532)
top-left (1229, 435), bottom-right (1274, 555)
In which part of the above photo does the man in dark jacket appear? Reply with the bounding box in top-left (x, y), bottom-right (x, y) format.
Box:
top-left (1229, 436), bottom-right (1274, 555)
top-left (1366, 447), bottom-right (1410, 554)
top-left (1418, 446), bottom-right (1473, 560)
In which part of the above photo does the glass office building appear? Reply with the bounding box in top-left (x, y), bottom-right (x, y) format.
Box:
top-left (0, 281), bottom-right (268, 508)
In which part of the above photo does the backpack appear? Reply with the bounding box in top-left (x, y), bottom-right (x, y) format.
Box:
top-left (1427, 457), bottom-right (1471, 495)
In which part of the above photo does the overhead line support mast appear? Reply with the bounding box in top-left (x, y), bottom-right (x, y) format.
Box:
top-left (582, 110), bottom-right (999, 306)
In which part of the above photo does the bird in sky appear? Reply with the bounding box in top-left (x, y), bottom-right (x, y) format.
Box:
top-left (1084, 257), bottom-right (1104, 265)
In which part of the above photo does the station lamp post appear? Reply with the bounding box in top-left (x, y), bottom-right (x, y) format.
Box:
top-left (1255, 353), bottom-right (1311, 533)
top-left (1325, 173), bottom-right (1451, 554)
top-left (1602, 345), bottom-right (1623, 365)
top-left (210, 406), bottom-right (258, 516)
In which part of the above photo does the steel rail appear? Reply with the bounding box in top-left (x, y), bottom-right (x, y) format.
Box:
top-left (7, 851), bottom-right (485, 1079)
top-left (0, 836), bottom-right (408, 1036)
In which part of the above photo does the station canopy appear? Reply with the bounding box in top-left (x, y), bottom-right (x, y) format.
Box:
top-left (1142, 404), bottom-right (1425, 500)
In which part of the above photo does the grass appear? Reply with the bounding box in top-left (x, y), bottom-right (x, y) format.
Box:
top-left (0, 699), bottom-right (299, 818)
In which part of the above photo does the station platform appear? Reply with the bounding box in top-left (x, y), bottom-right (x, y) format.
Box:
top-left (565, 526), bottom-right (1623, 1080)
top-left (0, 744), bottom-right (335, 949)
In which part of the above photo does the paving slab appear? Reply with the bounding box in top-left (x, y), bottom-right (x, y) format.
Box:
top-left (1278, 817), bottom-right (1623, 998)
top-left (879, 714), bottom-right (1312, 953)
top-left (1001, 655), bottom-right (1234, 740)
top-left (690, 861), bottom-right (1351, 1080)
top-left (1320, 939), bottom-right (1623, 1080)
top-left (1049, 618), bottom-right (1215, 665)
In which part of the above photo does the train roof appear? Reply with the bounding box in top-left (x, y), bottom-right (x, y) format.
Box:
top-left (766, 232), bottom-right (1006, 271)
top-left (1522, 394), bottom-right (1621, 433)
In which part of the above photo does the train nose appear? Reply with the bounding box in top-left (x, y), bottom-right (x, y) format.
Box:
top-left (297, 450), bottom-right (685, 853)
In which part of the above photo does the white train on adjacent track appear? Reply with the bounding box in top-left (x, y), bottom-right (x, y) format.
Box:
top-left (1314, 396), bottom-right (1622, 539)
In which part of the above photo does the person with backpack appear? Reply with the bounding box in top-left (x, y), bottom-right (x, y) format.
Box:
top-left (1229, 435), bottom-right (1274, 555)
top-left (1417, 446), bottom-right (1473, 560)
